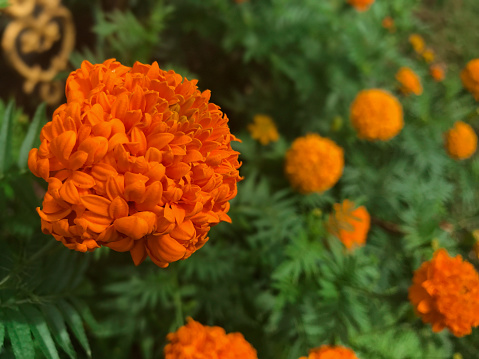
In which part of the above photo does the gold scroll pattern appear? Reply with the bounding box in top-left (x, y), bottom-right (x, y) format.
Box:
top-left (2, 0), bottom-right (75, 104)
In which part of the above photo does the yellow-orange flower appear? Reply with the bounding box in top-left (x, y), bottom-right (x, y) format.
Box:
top-left (247, 114), bottom-right (279, 145)
top-left (347, 0), bottom-right (374, 11)
top-left (422, 48), bottom-right (435, 63)
top-left (396, 67), bottom-right (423, 96)
top-left (299, 345), bottom-right (359, 359)
top-left (461, 59), bottom-right (479, 101)
top-left (444, 121), bottom-right (477, 160)
top-left (164, 318), bottom-right (257, 359)
top-left (328, 200), bottom-right (370, 250)
top-left (430, 64), bottom-right (445, 82)
top-left (409, 34), bottom-right (425, 54)
top-left (350, 89), bottom-right (403, 141)
top-left (382, 16), bottom-right (395, 32)
top-left (28, 59), bottom-right (242, 267)
top-left (285, 134), bottom-right (344, 194)
top-left (409, 249), bottom-right (479, 337)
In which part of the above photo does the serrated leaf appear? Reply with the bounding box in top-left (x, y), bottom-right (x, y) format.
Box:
top-left (21, 305), bottom-right (60, 359)
top-left (58, 300), bottom-right (91, 357)
top-left (18, 103), bottom-right (46, 171)
top-left (4, 308), bottom-right (35, 359)
top-left (41, 304), bottom-right (76, 359)
top-left (0, 100), bottom-right (15, 178)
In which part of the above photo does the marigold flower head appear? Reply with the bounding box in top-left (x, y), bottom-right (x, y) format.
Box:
top-left (461, 59), bottom-right (479, 101)
top-left (285, 134), bottom-right (344, 194)
top-left (409, 34), bottom-right (425, 54)
top-left (444, 121), bottom-right (477, 160)
top-left (430, 64), bottom-right (445, 82)
top-left (299, 345), bottom-right (359, 359)
top-left (164, 318), bottom-right (257, 359)
top-left (396, 67), bottom-right (423, 96)
top-left (347, 0), bottom-right (374, 11)
top-left (247, 114), bottom-right (279, 145)
top-left (350, 89), bottom-right (403, 141)
top-left (422, 48), bottom-right (435, 63)
top-left (28, 59), bottom-right (242, 267)
top-left (408, 249), bottom-right (479, 337)
top-left (382, 16), bottom-right (395, 32)
top-left (328, 200), bottom-right (370, 250)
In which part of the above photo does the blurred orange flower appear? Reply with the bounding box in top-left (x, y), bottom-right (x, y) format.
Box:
top-left (347, 0), bottom-right (375, 12)
top-left (409, 34), bottom-right (425, 54)
top-left (461, 59), bottom-right (479, 101)
top-left (248, 114), bottom-right (279, 145)
top-left (444, 121), bottom-right (477, 160)
top-left (422, 48), bottom-right (435, 63)
top-left (328, 200), bottom-right (370, 250)
top-left (350, 89), bottom-right (403, 141)
top-left (382, 16), bottom-right (395, 32)
top-left (164, 318), bottom-right (257, 359)
top-left (28, 59), bottom-right (242, 267)
top-left (299, 345), bottom-right (359, 359)
top-left (396, 67), bottom-right (423, 96)
top-left (430, 64), bottom-right (445, 82)
top-left (409, 249), bottom-right (479, 337)
top-left (285, 134), bottom-right (344, 194)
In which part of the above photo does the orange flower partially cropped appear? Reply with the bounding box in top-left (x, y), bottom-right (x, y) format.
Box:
top-left (430, 64), bottom-right (445, 82)
top-left (444, 121), bottom-right (477, 160)
top-left (299, 345), bottom-right (359, 359)
top-left (409, 34), bottom-right (425, 54)
top-left (382, 16), bottom-right (395, 32)
top-left (328, 200), bottom-right (370, 250)
top-left (285, 134), bottom-right (344, 194)
top-left (396, 67), bottom-right (423, 96)
top-left (350, 89), bottom-right (403, 141)
top-left (461, 59), bottom-right (479, 101)
top-left (247, 114), bottom-right (279, 145)
top-left (28, 59), bottom-right (242, 267)
top-left (409, 249), bottom-right (479, 337)
top-left (164, 318), bottom-right (257, 359)
top-left (347, 0), bottom-right (374, 11)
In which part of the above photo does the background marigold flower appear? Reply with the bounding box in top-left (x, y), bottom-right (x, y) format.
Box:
top-left (409, 34), bottom-right (425, 54)
top-left (299, 345), bottom-right (359, 359)
top-left (444, 121), bottom-right (477, 160)
top-left (347, 0), bottom-right (374, 12)
top-left (350, 89), bottom-right (404, 141)
top-left (382, 16), bottom-right (395, 32)
top-left (28, 59), bottom-right (242, 267)
top-left (422, 48), bottom-right (435, 63)
top-left (430, 64), bottom-right (445, 82)
top-left (396, 67), bottom-right (423, 96)
top-left (247, 114), bottom-right (279, 145)
top-left (408, 249), bottom-right (479, 337)
top-left (285, 134), bottom-right (344, 194)
top-left (327, 200), bottom-right (370, 250)
top-left (164, 317), bottom-right (257, 359)
top-left (461, 59), bottom-right (479, 101)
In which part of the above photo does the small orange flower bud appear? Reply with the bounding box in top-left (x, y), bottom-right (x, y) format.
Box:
top-left (247, 114), bottom-right (279, 145)
top-left (347, 0), bottom-right (375, 12)
top-left (396, 67), bottom-right (423, 96)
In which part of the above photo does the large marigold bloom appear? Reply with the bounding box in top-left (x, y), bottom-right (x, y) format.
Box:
top-left (350, 89), bottom-right (403, 141)
top-left (408, 249), bottom-right (479, 337)
top-left (328, 200), bottom-right (370, 250)
top-left (347, 0), bottom-right (374, 12)
top-left (247, 114), bottom-right (279, 145)
top-left (285, 134), bottom-right (344, 194)
top-left (461, 59), bottom-right (479, 101)
top-left (396, 67), bottom-right (423, 96)
top-left (164, 318), bottom-right (257, 359)
top-left (299, 345), bottom-right (359, 359)
top-left (444, 121), bottom-right (477, 160)
top-left (28, 59), bottom-right (242, 267)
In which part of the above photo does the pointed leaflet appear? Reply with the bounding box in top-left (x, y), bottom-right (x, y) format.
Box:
top-left (4, 308), bottom-right (35, 359)
top-left (58, 300), bottom-right (92, 357)
top-left (0, 100), bottom-right (15, 178)
top-left (41, 304), bottom-right (76, 359)
top-left (18, 103), bottom-right (46, 171)
top-left (21, 305), bottom-right (60, 359)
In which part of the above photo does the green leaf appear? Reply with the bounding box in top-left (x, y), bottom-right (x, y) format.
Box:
top-left (0, 321), bottom-right (5, 351)
top-left (4, 308), bottom-right (35, 359)
top-left (0, 0), bottom-right (8, 9)
top-left (18, 103), bottom-right (46, 171)
top-left (0, 100), bottom-right (15, 178)
top-left (58, 300), bottom-right (91, 357)
top-left (41, 304), bottom-right (76, 359)
top-left (21, 305), bottom-right (60, 359)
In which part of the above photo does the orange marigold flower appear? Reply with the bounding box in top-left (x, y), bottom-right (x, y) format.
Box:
top-left (409, 34), bottom-right (425, 54)
top-left (461, 59), bottom-right (479, 101)
top-left (328, 200), bottom-right (370, 250)
top-left (347, 0), bottom-right (374, 12)
top-left (350, 89), bottom-right (404, 141)
top-left (164, 318), bottom-right (257, 359)
top-left (382, 16), bottom-right (395, 32)
top-left (396, 67), bottom-right (423, 96)
top-left (28, 59), bottom-right (242, 267)
top-left (422, 48), bottom-right (435, 63)
top-left (444, 121), bottom-right (477, 160)
top-left (408, 249), bottom-right (479, 337)
top-left (430, 64), bottom-right (445, 82)
top-left (285, 134), bottom-right (344, 194)
top-left (247, 114), bottom-right (279, 145)
top-left (299, 345), bottom-right (359, 359)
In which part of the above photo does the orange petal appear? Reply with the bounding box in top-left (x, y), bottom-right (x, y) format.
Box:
top-left (50, 130), bottom-right (77, 162)
top-left (169, 220), bottom-right (195, 242)
top-left (111, 92), bottom-right (129, 120)
top-left (114, 215), bottom-right (150, 240)
top-left (104, 235), bottom-right (134, 252)
top-left (59, 180), bottom-right (81, 204)
top-left (38, 158), bottom-right (50, 180)
top-left (81, 211), bottom-right (112, 233)
top-left (148, 234), bottom-right (186, 264)
top-left (109, 196), bottom-right (129, 219)
top-left (165, 162), bottom-right (191, 179)
top-left (28, 148), bottom-right (39, 177)
top-left (124, 181), bottom-right (146, 202)
top-left (71, 171), bottom-right (96, 188)
top-left (130, 239), bottom-right (147, 266)
top-left (91, 163), bottom-right (118, 182)
top-left (68, 151), bottom-right (89, 171)
top-left (37, 207), bottom-right (72, 222)
top-left (147, 132), bottom-right (174, 150)
top-left (81, 195), bottom-right (111, 216)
